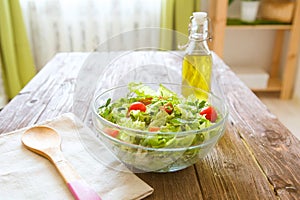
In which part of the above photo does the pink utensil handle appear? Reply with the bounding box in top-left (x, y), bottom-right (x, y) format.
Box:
top-left (53, 159), bottom-right (102, 200)
top-left (67, 180), bottom-right (102, 200)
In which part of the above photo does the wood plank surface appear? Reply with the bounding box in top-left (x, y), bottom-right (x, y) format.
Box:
top-left (0, 53), bottom-right (88, 132)
top-left (137, 166), bottom-right (203, 200)
top-left (213, 54), bottom-right (300, 199)
top-left (0, 52), bottom-right (299, 200)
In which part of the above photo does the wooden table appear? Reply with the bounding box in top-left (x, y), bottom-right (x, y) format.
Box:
top-left (0, 52), bottom-right (299, 200)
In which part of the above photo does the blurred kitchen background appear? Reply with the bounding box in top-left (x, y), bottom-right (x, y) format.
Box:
top-left (0, 0), bottom-right (299, 138)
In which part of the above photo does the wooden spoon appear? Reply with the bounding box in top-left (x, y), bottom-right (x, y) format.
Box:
top-left (21, 126), bottom-right (102, 200)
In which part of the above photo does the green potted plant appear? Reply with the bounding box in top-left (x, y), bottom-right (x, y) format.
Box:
top-left (240, 0), bottom-right (261, 22)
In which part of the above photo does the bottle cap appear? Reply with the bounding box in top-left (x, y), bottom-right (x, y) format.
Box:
top-left (192, 12), bottom-right (207, 24)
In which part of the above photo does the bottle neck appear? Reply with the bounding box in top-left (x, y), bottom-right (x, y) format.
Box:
top-left (189, 17), bottom-right (209, 41)
top-left (185, 39), bottom-right (210, 55)
top-left (184, 17), bottom-right (210, 55)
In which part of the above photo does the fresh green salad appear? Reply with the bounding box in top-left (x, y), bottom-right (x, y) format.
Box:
top-left (98, 83), bottom-right (219, 146)
top-left (96, 83), bottom-right (224, 172)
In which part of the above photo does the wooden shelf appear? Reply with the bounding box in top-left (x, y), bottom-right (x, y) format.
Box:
top-left (209, 0), bottom-right (300, 99)
top-left (226, 24), bottom-right (292, 30)
top-left (226, 18), bottom-right (292, 30)
top-left (252, 78), bottom-right (281, 92)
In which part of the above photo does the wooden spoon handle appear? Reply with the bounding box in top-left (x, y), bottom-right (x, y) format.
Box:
top-left (54, 159), bottom-right (102, 200)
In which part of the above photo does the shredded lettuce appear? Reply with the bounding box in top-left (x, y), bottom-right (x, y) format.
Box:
top-left (97, 83), bottom-right (221, 172)
top-left (98, 83), bottom-right (218, 141)
top-left (128, 82), bottom-right (157, 97)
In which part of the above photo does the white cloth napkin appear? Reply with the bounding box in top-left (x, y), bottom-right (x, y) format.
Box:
top-left (0, 113), bottom-right (153, 200)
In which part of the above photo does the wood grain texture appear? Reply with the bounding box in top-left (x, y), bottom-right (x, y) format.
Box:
top-left (0, 53), bottom-right (88, 133)
top-left (137, 166), bottom-right (203, 200)
top-left (195, 129), bottom-right (276, 200)
top-left (213, 54), bottom-right (300, 199)
top-left (0, 52), bottom-right (299, 200)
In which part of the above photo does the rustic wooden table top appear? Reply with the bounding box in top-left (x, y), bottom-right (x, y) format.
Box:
top-left (0, 52), bottom-right (299, 200)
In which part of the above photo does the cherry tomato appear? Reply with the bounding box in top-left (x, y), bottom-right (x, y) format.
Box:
top-left (104, 128), bottom-right (119, 137)
top-left (163, 102), bottom-right (173, 114)
top-left (200, 106), bottom-right (217, 122)
top-left (129, 102), bottom-right (147, 112)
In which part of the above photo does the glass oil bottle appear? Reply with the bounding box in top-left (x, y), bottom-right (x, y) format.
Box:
top-left (182, 12), bottom-right (212, 98)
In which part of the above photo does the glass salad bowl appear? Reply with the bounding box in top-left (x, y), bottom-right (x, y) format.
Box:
top-left (91, 83), bottom-right (228, 173)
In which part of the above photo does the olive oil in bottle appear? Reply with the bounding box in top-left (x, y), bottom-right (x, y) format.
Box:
top-left (182, 12), bottom-right (212, 98)
top-left (182, 55), bottom-right (212, 92)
